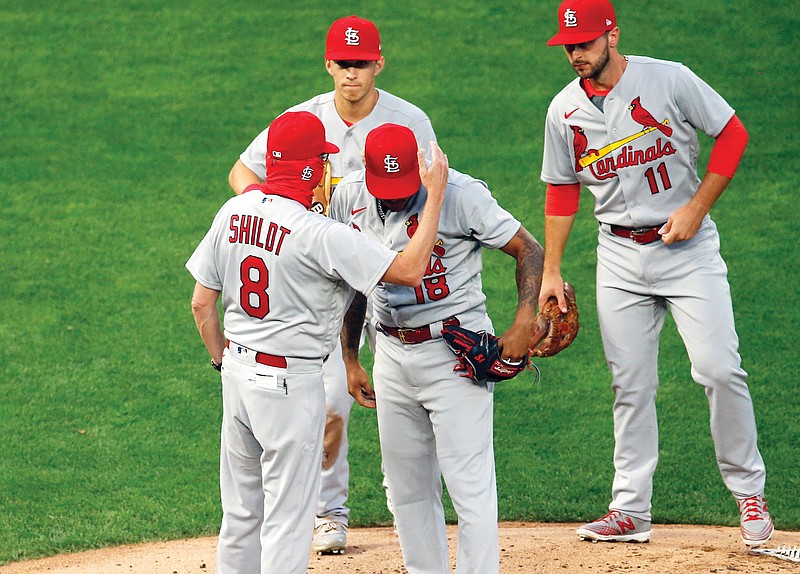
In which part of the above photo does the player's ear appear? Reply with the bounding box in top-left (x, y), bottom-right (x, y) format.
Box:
top-left (325, 59), bottom-right (335, 77)
top-left (608, 27), bottom-right (620, 49)
top-left (374, 56), bottom-right (385, 77)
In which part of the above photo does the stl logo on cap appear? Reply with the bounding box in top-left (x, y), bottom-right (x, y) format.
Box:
top-left (301, 166), bottom-right (314, 181)
top-left (384, 154), bottom-right (400, 173)
top-left (365, 124), bottom-right (421, 200)
top-left (325, 16), bottom-right (381, 61)
top-left (345, 26), bottom-right (360, 46)
top-left (547, 0), bottom-right (616, 46)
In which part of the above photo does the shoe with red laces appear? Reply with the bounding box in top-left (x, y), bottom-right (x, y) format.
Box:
top-left (737, 494), bottom-right (773, 547)
top-left (576, 510), bottom-right (652, 542)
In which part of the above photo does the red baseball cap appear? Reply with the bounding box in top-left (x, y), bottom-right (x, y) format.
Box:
top-left (267, 111), bottom-right (339, 161)
top-left (547, 0), bottom-right (616, 46)
top-left (365, 124), bottom-right (421, 200)
top-left (325, 15), bottom-right (382, 61)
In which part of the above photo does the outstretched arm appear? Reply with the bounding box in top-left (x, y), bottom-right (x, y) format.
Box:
top-left (497, 225), bottom-right (545, 361)
top-left (539, 214), bottom-right (576, 312)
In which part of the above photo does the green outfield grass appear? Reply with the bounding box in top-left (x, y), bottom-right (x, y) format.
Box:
top-left (1, 0), bottom-right (797, 564)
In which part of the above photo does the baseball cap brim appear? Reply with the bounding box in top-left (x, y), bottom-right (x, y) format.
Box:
top-left (365, 168), bottom-right (420, 200)
top-left (323, 141), bottom-right (340, 154)
top-left (325, 50), bottom-right (381, 61)
top-left (547, 29), bottom-right (607, 46)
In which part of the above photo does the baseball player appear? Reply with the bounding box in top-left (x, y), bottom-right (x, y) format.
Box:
top-left (228, 15), bottom-right (436, 554)
top-left (539, 0), bottom-right (773, 546)
top-left (330, 124), bottom-right (544, 574)
top-left (187, 111), bottom-right (449, 574)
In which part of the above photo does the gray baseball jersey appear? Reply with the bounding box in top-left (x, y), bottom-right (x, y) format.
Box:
top-left (240, 89), bottom-right (436, 184)
top-left (331, 167), bottom-right (518, 574)
top-left (540, 55), bottom-right (765, 522)
top-left (186, 190), bottom-right (395, 358)
top-left (330, 168), bottom-right (520, 330)
top-left (238, 88), bottom-right (436, 535)
top-left (541, 56), bottom-right (734, 227)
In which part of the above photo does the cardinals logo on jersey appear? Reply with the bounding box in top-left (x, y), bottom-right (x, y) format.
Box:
top-left (406, 212), bottom-right (449, 304)
top-left (406, 214), bottom-right (446, 257)
top-left (405, 213), bottom-right (419, 237)
top-left (570, 125), bottom-right (598, 173)
top-left (628, 97), bottom-right (673, 137)
top-left (570, 96), bottom-right (676, 181)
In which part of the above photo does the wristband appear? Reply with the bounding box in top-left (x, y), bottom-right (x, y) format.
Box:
top-left (211, 358), bottom-right (222, 372)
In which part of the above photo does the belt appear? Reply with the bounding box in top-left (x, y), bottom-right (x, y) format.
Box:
top-left (379, 317), bottom-right (460, 344)
top-left (608, 223), bottom-right (665, 245)
top-left (226, 340), bottom-right (287, 368)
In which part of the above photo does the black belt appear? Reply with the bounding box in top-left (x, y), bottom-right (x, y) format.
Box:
top-left (379, 317), bottom-right (460, 344)
top-left (607, 223), bottom-right (666, 245)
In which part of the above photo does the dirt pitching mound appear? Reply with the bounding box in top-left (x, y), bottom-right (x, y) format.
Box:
top-left (2, 522), bottom-right (798, 573)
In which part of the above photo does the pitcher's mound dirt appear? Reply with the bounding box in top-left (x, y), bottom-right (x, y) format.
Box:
top-left (2, 522), bottom-right (797, 573)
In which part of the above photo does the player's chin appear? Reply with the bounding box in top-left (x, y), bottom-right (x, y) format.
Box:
top-left (340, 85), bottom-right (365, 99)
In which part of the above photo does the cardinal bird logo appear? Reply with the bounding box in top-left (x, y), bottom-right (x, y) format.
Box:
top-left (570, 125), bottom-right (589, 172)
top-left (406, 214), bottom-right (446, 257)
top-left (628, 97), bottom-right (673, 137)
top-left (405, 214), bottom-right (419, 238)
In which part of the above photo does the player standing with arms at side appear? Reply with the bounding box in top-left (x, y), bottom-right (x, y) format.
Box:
top-left (539, 0), bottom-right (773, 546)
top-left (331, 124), bottom-right (544, 574)
top-left (188, 111), bottom-right (449, 574)
top-left (228, 15), bottom-right (436, 554)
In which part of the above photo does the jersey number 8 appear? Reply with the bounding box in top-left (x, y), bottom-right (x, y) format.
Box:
top-left (240, 255), bottom-right (270, 319)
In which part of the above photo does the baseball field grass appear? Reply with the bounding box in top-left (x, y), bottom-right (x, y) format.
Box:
top-left (1, 0), bottom-right (797, 565)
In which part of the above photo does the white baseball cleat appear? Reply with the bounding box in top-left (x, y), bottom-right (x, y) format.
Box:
top-left (737, 494), bottom-right (774, 547)
top-left (313, 520), bottom-right (347, 555)
top-left (576, 510), bottom-right (652, 542)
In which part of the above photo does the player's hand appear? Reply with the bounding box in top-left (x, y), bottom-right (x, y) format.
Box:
top-left (346, 360), bottom-right (376, 409)
top-left (498, 320), bottom-right (537, 362)
top-left (418, 142), bottom-right (448, 203)
top-left (659, 202), bottom-right (704, 244)
top-left (538, 272), bottom-right (567, 313)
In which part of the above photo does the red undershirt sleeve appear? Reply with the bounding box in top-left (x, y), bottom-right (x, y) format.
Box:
top-left (707, 115), bottom-right (748, 179)
top-left (545, 182), bottom-right (581, 216)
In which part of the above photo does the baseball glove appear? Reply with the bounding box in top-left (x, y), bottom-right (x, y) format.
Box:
top-left (441, 325), bottom-right (528, 383)
top-left (530, 282), bottom-right (580, 357)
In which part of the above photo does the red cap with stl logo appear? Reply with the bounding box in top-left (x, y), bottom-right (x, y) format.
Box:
top-left (364, 124), bottom-right (421, 200)
top-left (547, 0), bottom-right (616, 46)
top-left (325, 16), bottom-right (382, 61)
